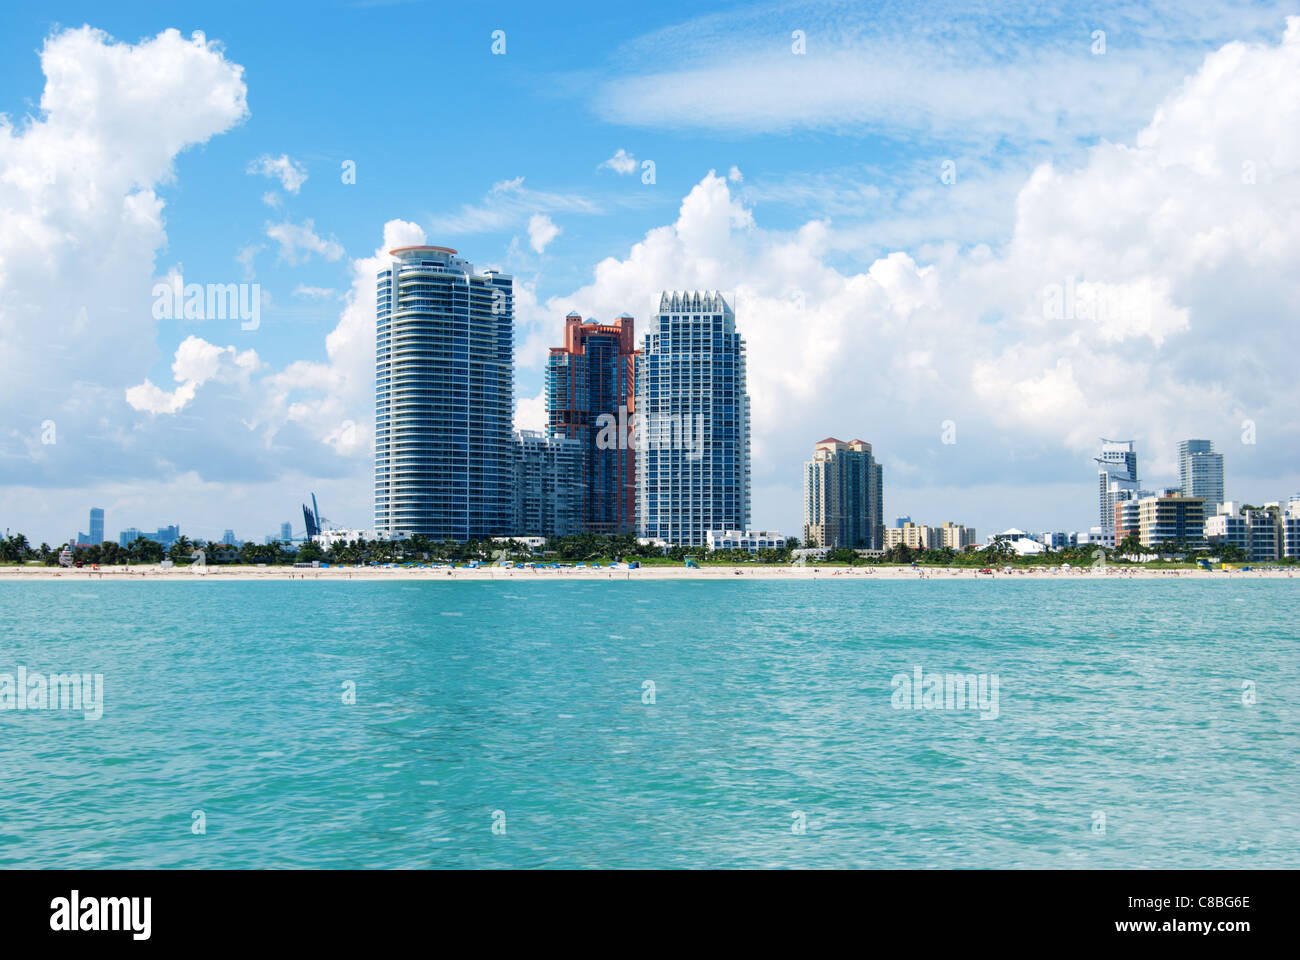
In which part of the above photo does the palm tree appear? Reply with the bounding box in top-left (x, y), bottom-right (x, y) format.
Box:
top-left (128, 536), bottom-right (163, 563)
top-left (297, 540), bottom-right (325, 563)
top-left (168, 536), bottom-right (193, 562)
top-left (983, 539), bottom-right (1013, 565)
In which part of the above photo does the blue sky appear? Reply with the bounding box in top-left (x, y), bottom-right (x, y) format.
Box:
top-left (2, 0), bottom-right (1299, 545)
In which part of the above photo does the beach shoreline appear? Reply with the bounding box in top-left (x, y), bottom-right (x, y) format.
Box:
top-left (1, 564), bottom-right (1295, 582)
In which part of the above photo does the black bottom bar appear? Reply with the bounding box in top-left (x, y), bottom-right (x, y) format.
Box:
top-left (0, 869), bottom-right (1286, 947)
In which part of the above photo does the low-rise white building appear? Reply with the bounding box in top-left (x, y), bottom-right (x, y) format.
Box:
top-left (313, 528), bottom-right (374, 549)
top-left (706, 529), bottom-right (787, 552)
top-left (491, 536), bottom-right (546, 551)
top-left (989, 529), bottom-right (1046, 556)
top-left (1206, 501), bottom-right (1289, 561)
top-left (1284, 495), bottom-right (1300, 559)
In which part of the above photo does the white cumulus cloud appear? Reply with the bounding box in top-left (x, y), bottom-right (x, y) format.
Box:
top-left (265, 219), bottom-right (344, 264)
top-left (125, 335), bottom-right (259, 415)
top-left (247, 153), bottom-right (307, 193)
top-left (0, 25), bottom-right (248, 489)
top-left (599, 148), bottom-right (637, 175)
top-left (540, 19), bottom-right (1300, 534)
top-left (527, 214), bottom-right (561, 253)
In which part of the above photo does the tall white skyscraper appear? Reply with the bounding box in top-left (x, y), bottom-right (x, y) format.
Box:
top-left (1178, 439), bottom-right (1224, 513)
top-left (1096, 439), bottom-right (1140, 546)
top-left (635, 291), bottom-right (750, 546)
top-left (374, 246), bottom-right (515, 541)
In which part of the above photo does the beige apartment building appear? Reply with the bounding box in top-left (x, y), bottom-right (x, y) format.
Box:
top-left (884, 520), bottom-right (977, 551)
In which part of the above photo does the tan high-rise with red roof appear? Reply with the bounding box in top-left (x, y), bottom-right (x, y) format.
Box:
top-left (803, 437), bottom-right (883, 549)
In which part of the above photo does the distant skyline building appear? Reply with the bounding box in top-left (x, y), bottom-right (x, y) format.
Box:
top-left (279, 522), bottom-right (292, 542)
top-left (1096, 439), bottom-right (1141, 547)
top-left (635, 291), bottom-right (750, 546)
top-left (546, 312), bottom-right (638, 533)
top-left (223, 528), bottom-right (239, 546)
top-left (1178, 439), bottom-right (1224, 514)
top-left (116, 524), bottom-right (179, 549)
top-left (152, 525), bottom-right (181, 549)
top-left (803, 438), bottom-right (883, 550)
top-left (75, 507), bottom-right (104, 546)
top-left (374, 246), bottom-right (514, 541)
top-left (512, 430), bottom-right (583, 539)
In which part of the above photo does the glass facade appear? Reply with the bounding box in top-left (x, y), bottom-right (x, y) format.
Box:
top-left (546, 313), bottom-right (637, 533)
top-left (374, 246), bottom-right (514, 541)
top-left (1096, 439), bottom-right (1140, 543)
top-left (1178, 439), bottom-right (1224, 513)
top-left (635, 291), bottom-right (750, 546)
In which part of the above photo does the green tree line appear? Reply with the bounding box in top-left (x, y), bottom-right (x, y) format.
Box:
top-left (0, 530), bottom-right (1281, 567)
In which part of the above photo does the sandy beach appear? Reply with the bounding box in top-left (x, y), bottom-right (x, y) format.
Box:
top-left (2, 563), bottom-right (1295, 582)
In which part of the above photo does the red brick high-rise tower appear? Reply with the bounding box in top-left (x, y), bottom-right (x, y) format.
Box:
top-left (546, 313), bottom-right (638, 534)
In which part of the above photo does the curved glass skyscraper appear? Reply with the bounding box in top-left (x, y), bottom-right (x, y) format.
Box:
top-left (374, 246), bottom-right (514, 541)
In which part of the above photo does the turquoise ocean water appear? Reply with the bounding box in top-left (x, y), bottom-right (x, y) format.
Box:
top-left (0, 578), bottom-right (1296, 868)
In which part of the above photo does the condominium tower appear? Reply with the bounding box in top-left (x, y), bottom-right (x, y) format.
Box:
top-left (1137, 491), bottom-right (1206, 549)
top-left (1178, 439), bottom-right (1224, 514)
top-left (374, 246), bottom-right (514, 540)
top-left (1096, 439), bottom-right (1141, 546)
top-left (1207, 498), bottom-right (1300, 561)
top-left (512, 430), bottom-right (582, 539)
top-left (803, 438), bottom-right (883, 549)
top-left (546, 312), bottom-right (638, 533)
top-left (635, 291), bottom-right (750, 546)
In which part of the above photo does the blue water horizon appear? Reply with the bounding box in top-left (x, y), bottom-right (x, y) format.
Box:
top-left (1, 579), bottom-right (1296, 868)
